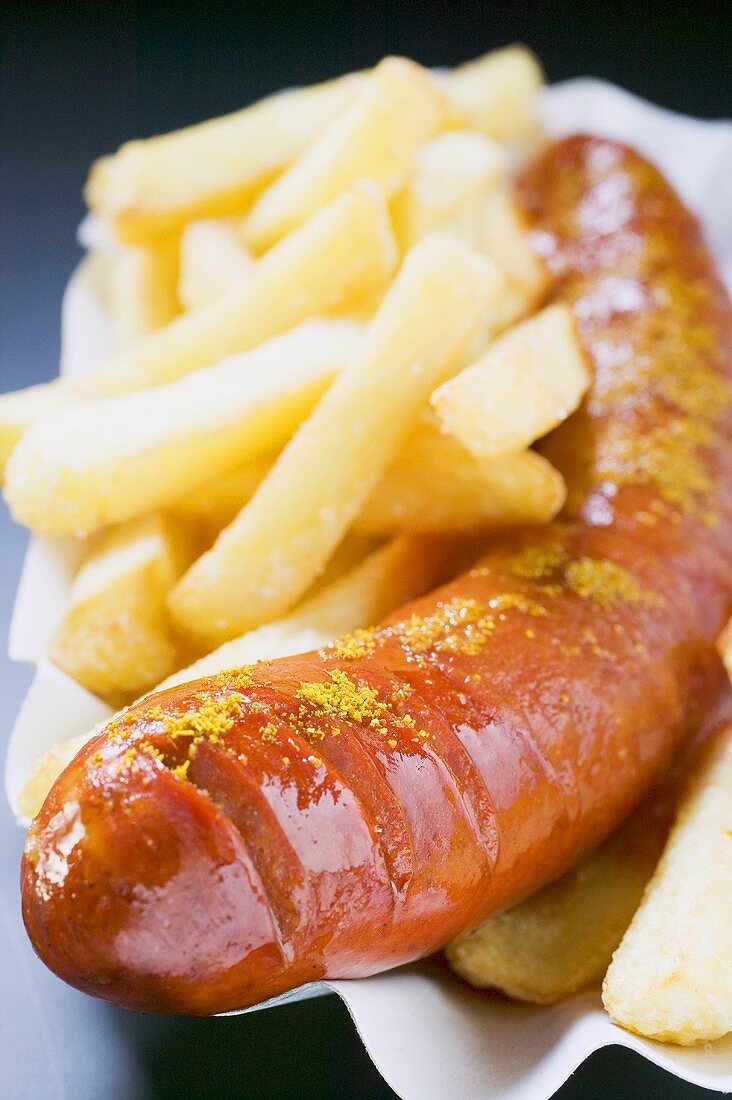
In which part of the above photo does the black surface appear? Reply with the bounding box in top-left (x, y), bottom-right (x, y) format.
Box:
top-left (1, 3), bottom-right (730, 1097)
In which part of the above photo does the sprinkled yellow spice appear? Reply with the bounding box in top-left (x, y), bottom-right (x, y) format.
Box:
top-left (297, 719), bottom-right (327, 741)
top-left (259, 722), bottom-right (279, 743)
top-left (505, 544), bottom-right (570, 581)
top-left (595, 421), bottom-right (713, 514)
top-left (489, 593), bottom-right (548, 617)
top-left (207, 666), bottom-right (254, 693)
top-left (395, 597), bottom-right (495, 657)
top-left (390, 682), bottom-right (412, 705)
top-left (106, 708), bottom-right (138, 741)
top-left (171, 759), bottom-right (191, 781)
top-left (327, 627), bottom-right (379, 660)
top-left (162, 692), bottom-right (246, 746)
top-left (560, 692), bottom-right (570, 704)
top-left (91, 750), bottom-right (103, 766)
top-left (297, 669), bottom-right (390, 733)
top-left (525, 628), bottom-right (536, 639)
top-left (565, 557), bottom-right (662, 609)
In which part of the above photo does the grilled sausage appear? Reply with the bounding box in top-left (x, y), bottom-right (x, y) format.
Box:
top-left (22, 136), bottom-right (732, 1014)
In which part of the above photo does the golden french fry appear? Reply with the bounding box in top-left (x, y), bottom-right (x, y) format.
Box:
top-left (443, 45), bottom-right (544, 144)
top-left (167, 456), bottom-right (276, 531)
top-left (447, 802), bottom-right (669, 1004)
top-left (240, 57), bottom-right (446, 252)
top-left (391, 130), bottom-right (506, 254)
top-left (0, 381), bottom-right (69, 481)
top-left (20, 535), bottom-right (453, 819)
top-left (432, 304), bottom-right (590, 460)
top-left (169, 235), bottom-right (505, 648)
top-left (603, 721), bottom-right (732, 1045)
top-left (75, 181), bottom-right (396, 397)
top-left (478, 184), bottom-right (549, 331)
top-left (108, 237), bottom-right (180, 347)
top-left (356, 416), bottom-right (565, 535)
top-left (481, 185), bottom-right (545, 294)
top-left (85, 74), bottom-right (366, 244)
top-left (49, 515), bottom-right (198, 705)
top-left (178, 219), bottom-right (254, 310)
top-left (4, 320), bottom-right (361, 537)
top-left (17, 733), bottom-right (92, 823)
top-left (164, 535), bottom-right (452, 685)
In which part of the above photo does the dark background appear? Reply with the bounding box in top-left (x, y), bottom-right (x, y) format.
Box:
top-left (1, 2), bottom-right (731, 1097)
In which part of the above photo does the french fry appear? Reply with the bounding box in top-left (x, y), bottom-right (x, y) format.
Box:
top-left (603, 721), bottom-right (732, 1045)
top-left (108, 237), bottom-right (180, 347)
top-left (17, 733), bottom-right (92, 823)
top-left (431, 304), bottom-right (591, 460)
top-left (167, 456), bottom-right (276, 531)
top-left (85, 73), bottom-right (366, 244)
top-left (240, 57), bottom-right (446, 252)
top-left (478, 184), bottom-right (549, 331)
top-left (19, 535), bottom-right (454, 820)
top-left (4, 320), bottom-right (362, 537)
top-left (481, 185), bottom-right (546, 296)
top-left (0, 381), bottom-right (69, 481)
top-left (169, 235), bottom-right (506, 648)
top-left (49, 515), bottom-right (199, 706)
top-left (75, 181), bottom-right (396, 397)
top-left (85, 48), bottom-right (542, 246)
top-left (391, 130), bottom-right (506, 254)
top-left (164, 535), bottom-right (453, 686)
top-left (178, 219), bottom-right (254, 310)
top-left (356, 414), bottom-right (565, 534)
top-left (171, 420), bottom-right (565, 539)
top-left (443, 45), bottom-right (544, 144)
top-left (446, 802), bottom-right (669, 1004)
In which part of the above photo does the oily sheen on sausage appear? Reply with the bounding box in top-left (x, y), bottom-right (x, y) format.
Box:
top-left (22, 136), bottom-right (732, 1014)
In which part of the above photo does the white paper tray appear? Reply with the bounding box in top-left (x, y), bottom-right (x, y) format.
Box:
top-left (5, 78), bottom-right (732, 1099)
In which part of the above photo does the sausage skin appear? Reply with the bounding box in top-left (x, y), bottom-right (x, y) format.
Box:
top-left (22, 137), bottom-right (732, 1014)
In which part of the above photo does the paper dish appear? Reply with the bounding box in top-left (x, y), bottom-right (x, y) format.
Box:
top-left (5, 78), bottom-right (732, 1099)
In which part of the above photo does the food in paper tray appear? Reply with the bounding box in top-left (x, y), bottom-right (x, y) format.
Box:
top-left (2, 46), bottom-right (731, 1046)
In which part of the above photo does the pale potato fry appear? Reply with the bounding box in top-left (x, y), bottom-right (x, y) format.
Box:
top-left (432, 304), bottom-right (590, 460)
top-left (356, 413), bottom-right (565, 534)
top-left (20, 535), bottom-right (453, 819)
top-left (178, 219), bottom-right (254, 310)
top-left (169, 235), bottom-right (505, 648)
top-left (0, 381), bottom-right (69, 481)
top-left (167, 456), bottom-right (276, 531)
top-left (49, 515), bottom-right (199, 705)
top-left (85, 73), bottom-right (366, 244)
top-left (17, 733), bottom-right (92, 822)
top-left (4, 320), bottom-right (361, 537)
top-left (478, 184), bottom-right (549, 331)
top-left (171, 420), bottom-right (565, 539)
top-left (443, 45), bottom-right (544, 144)
top-left (108, 237), bottom-right (180, 347)
top-left (164, 535), bottom-right (453, 686)
top-left (391, 130), bottom-right (507, 254)
top-left (447, 802), bottom-right (669, 1004)
top-left (75, 181), bottom-right (396, 397)
top-left (240, 57), bottom-right (446, 252)
top-left (603, 721), bottom-right (732, 1045)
